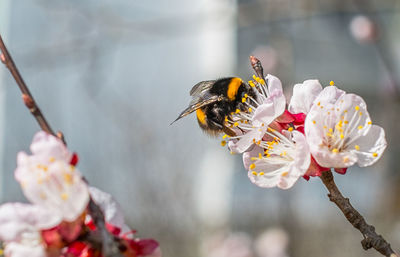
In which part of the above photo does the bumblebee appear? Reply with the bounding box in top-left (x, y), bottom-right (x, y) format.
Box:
top-left (172, 77), bottom-right (256, 136)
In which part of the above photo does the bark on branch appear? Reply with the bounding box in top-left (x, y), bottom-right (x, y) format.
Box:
top-left (320, 170), bottom-right (398, 257)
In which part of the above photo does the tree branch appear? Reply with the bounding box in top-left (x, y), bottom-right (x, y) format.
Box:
top-left (320, 170), bottom-right (398, 257)
top-left (0, 34), bottom-right (122, 257)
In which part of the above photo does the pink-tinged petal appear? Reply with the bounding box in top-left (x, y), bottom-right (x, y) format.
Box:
top-left (334, 168), bottom-right (347, 174)
top-left (252, 102), bottom-right (276, 127)
top-left (15, 160), bottom-right (89, 222)
top-left (5, 242), bottom-right (47, 257)
top-left (289, 80), bottom-right (322, 114)
top-left (245, 131), bottom-right (310, 189)
top-left (314, 85), bottom-right (345, 105)
top-left (310, 145), bottom-right (357, 168)
top-left (230, 127), bottom-right (266, 154)
top-left (334, 93), bottom-right (371, 137)
top-left (265, 74), bottom-right (283, 97)
top-left (0, 203), bottom-right (61, 242)
top-left (30, 131), bottom-right (72, 164)
top-left (291, 131), bottom-right (311, 172)
top-left (349, 125), bottom-right (387, 167)
top-left (89, 187), bottom-right (131, 234)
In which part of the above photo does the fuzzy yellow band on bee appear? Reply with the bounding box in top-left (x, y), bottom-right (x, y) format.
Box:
top-left (196, 109), bottom-right (207, 125)
top-left (227, 77), bottom-right (242, 101)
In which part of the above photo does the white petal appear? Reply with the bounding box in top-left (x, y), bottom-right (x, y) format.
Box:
top-left (265, 74), bottom-right (283, 97)
top-left (314, 86), bottom-right (345, 105)
top-left (0, 203), bottom-right (61, 242)
top-left (288, 79), bottom-right (322, 114)
top-left (30, 131), bottom-right (72, 164)
top-left (5, 241), bottom-right (46, 257)
top-left (16, 160), bottom-right (89, 222)
top-left (349, 125), bottom-right (387, 167)
top-left (89, 187), bottom-right (131, 234)
top-left (252, 102), bottom-right (276, 126)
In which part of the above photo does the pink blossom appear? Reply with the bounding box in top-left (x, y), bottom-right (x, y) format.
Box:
top-left (14, 131), bottom-right (89, 222)
top-left (305, 86), bottom-right (387, 168)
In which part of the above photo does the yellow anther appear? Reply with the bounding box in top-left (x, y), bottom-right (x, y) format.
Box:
top-left (355, 145), bottom-right (360, 150)
top-left (244, 94), bottom-right (248, 98)
top-left (267, 127), bottom-right (275, 132)
top-left (368, 121), bottom-right (372, 125)
top-left (249, 163), bottom-right (256, 170)
top-left (234, 122), bottom-right (239, 127)
top-left (63, 173), bottom-right (73, 185)
top-left (332, 148), bottom-right (339, 153)
top-left (355, 106), bottom-right (360, 111)
top-left (259, 172), bottom-right (265, 176)
top-left (358, 125), bottom-right (363, 130)
top-left (281, 171), bottom-right (289, 177)
top-left (244, 120), bottom-right (248, 124)
top-left (344, 120), bottom-right (349, 124)
top-left (372, 152), bottom-right (378, 157)
top-left (221, 140), bottom-right (226, 147)
top-left (323, 125), bottom-right (327, 129)
top-left (248, 108), bottom-right (253, 113)
top-left (61, 193), bottom-right (69, 201)
top-left (242, 98), bottom-right (246, 103)
top-left (280, 151), bottom-right (287, 156)
top-left (43, 166), bottom-right (48, 172)
top-left (340, 133), bottom-right (344, 139)
top-left (359, 111), bottom-right (363, 116)
top-left (258, 153), bottom-right (263, 159)
top-left (253, 138), bottom-right (256, 143)
top-left (256, 140), bottom-right (261, 145)
top-left (49, 157), bottom-right (55, 163)
top-left (222, 134), bottom-right (228, 139)
top-left (249, 81), bottom-right (255, 87)
top-left (326, 133), bottom-right (333, 137)
top-left (327, 112), bottom-right (331, 115)
top-left (343, 157), bottom-right (349, 162)
top-left (344, 110), bottom-right (348, 113)
top-left (253, 75), bottom-right (257, 80)
top-left (329, 128), bottom-right (333, 133)
top-left (251, 157), bottom-right (259, 161)
top-left (235, 109), bottom-right (240, 114)
top-left (260, 79), bottom-right (266, 84)
top-left (288, 127), bottom-right (294, 132)
top-left (329, 81), bottom-right (335, 86)
top-left (252, 171), bottom-right (257, 176)
top-left (317, 102), bottom-right (321, 106)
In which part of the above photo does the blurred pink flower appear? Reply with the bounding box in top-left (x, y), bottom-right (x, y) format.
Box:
top-left (349, 15), bottom-right (378, 44)
top-left (0, 203), bottom-right (62, 257)
top-left (14, 131), bottom-right (89, 222)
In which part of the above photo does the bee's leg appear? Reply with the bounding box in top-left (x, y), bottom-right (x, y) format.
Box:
top-left (222, 126), bottom-right (236, 137)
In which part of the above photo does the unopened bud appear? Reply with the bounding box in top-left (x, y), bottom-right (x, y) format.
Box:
top-left (22, 94), bottom-right (34, 109)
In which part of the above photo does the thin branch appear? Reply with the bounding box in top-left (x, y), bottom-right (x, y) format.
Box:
top-left (0, 35), bottom-right (55, 136)
top-left (320, 170), bottom-right (398, 257)
top-left (0, 34), bottom-right (122, 257)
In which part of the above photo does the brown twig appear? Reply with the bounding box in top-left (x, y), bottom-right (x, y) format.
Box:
top-left (0, 34), bottom-right (122, 257)
top-left (320, 170), bottom-right (398, 257)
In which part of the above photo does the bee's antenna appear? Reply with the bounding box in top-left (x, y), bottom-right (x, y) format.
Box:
top-left (249, 56), bottom-right (264, 79)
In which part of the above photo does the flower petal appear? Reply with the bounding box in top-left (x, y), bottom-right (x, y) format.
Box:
top-left (288, 79), bottom-right (322, 114)
top-left (0, 203), bottom-right (61, 242)
top-left (349, 125), bottom-right (387, 167)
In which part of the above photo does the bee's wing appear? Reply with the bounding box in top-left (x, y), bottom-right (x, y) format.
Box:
top-left (171, 94), bottom-right (224, 125)
top-left (190, 80), bottom-right (215, 96)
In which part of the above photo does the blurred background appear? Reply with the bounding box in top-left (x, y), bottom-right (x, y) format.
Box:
top-left (0, 0), bottom-right (399, 256)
